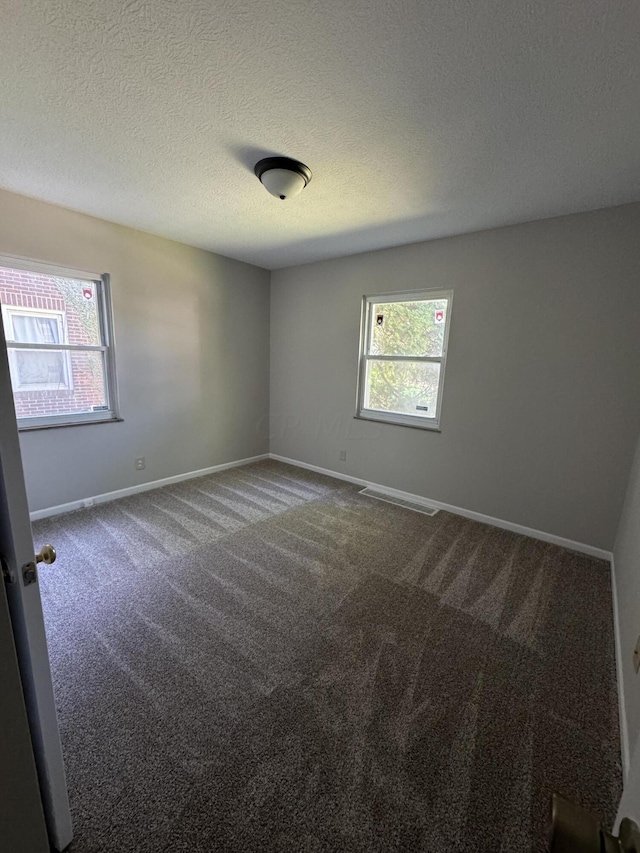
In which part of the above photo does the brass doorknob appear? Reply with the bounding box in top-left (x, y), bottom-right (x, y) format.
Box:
top-left (35, 545), bottom-right (56, 565)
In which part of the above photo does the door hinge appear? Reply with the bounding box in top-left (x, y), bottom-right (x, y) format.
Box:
top-left (1, 555), bottom-right (15, 584)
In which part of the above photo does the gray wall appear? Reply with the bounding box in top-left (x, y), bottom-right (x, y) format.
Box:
top-left (614, 431), bottom-right (640, 766)
top-left (0, 189), bottom-right (270, 512)
top-left (270, 204), bottom-right (640, 551)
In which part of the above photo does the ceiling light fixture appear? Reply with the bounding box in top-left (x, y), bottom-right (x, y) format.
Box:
top-left (254, 157), bottom-right (312, 201)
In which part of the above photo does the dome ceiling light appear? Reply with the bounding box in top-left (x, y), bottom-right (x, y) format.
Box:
top-left (254, 157), bottom-right (312, 201)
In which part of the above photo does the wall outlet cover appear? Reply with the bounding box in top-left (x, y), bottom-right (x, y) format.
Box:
top-left (135, 457), bottom-right (146, 470)
top-left (339, 450), bottom-right (347, 461)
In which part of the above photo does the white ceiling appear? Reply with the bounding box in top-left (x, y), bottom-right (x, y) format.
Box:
top-left (1, 1), bottom-right (639, 270)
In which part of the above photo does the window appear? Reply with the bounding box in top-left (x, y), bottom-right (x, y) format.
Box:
top-left (0, 257), bottom-right (119, 428)
top-left (4, 308), bottom-right (71, 391)
top-left (356, 289), bottom-right (453, 430)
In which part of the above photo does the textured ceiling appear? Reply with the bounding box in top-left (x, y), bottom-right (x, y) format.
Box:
top-left (1, 0), bottom-right (639, 269)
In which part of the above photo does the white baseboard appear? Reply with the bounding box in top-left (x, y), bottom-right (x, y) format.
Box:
top-left (269, 453), bottom-right (613, 562)
top-left (611, 555), bottom-right (631, 779)
top-left (29, 453), bottom-right (270, 521)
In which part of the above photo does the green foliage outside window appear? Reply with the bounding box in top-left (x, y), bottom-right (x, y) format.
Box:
top-left (55, 278), bottom-right (103, 394)
top-left (366, 299), bottom-right (447, 417)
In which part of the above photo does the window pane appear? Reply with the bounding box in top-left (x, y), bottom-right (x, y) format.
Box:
top-left (13, 350), bottom-right (68, 388)
top-left (56, 278), bottom-right (101, 346)
top-left (0, 266), bottom-right (101, 346)
top-left (364, 359), bottom-right (441, 418)
top-left (370, 299), bottom-right (448, 357)
top-left (11, 350), bottom-right (109, 420)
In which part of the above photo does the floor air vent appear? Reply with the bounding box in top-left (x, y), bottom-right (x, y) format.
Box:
top-left (359, 488), bottom-right (440, 516)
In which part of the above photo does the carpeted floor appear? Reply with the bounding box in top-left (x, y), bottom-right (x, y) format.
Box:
top-left (34, 460), bottom-right (621, 852)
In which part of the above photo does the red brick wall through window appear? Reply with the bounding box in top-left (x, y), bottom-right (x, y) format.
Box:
top-left (0, 268), bottom-right (106, 418)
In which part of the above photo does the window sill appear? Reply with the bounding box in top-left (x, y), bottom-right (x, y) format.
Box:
top-left (18, 417), bottom-right (124, 432)
top-left (354, 414), bottom-right (441, 432)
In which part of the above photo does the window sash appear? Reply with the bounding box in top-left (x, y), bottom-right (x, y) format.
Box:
top-left (363, 288), bottom-right (452, 306)
top-left (8, 342), bottom-right (108, 353)
top-left (17, 410), bottom-right (115, 430)
top-left (0, 259), bottom-right (119, 428)
top-left (361, 354), bottom-right (443, 363)
top-left (356, 288), bottom-right (453, 430)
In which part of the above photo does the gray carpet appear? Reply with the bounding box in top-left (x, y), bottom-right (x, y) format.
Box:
top-left (34, 460), bottom-right (621, 852)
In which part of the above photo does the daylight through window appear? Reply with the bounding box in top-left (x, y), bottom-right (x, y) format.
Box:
top-left (356, 289), bottom-right (453, 430)
top-left (0, 260), bottom-right (118, 428)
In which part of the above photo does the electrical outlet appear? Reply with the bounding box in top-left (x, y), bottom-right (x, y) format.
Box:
top-left (339, 450), bottom-right (347, 461)
top-left (135, 457), bottom-right (145, 471)
top-left (634, 635), bottom-right (640, 674)
top-left (83, 498), bottom-right (94, 508)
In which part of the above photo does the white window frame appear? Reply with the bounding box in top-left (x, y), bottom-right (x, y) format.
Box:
top-left (0, 255), bottom-right (120, 429)
top-left (2, 306), bottom-right (73, 391)
top-left (356, 288), bottom-right (453, 431)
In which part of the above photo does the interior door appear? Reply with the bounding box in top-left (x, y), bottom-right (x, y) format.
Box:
top-left (0, 567), bottom-right (49, 852)
top-left (0, 317), bottom-right (72, 850)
